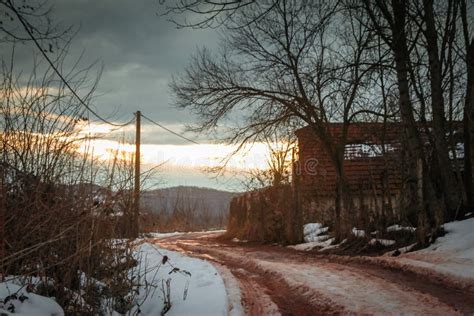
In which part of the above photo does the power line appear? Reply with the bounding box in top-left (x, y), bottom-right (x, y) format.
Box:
top-left (109, 116), bottom-right (135, 129)
top-left (141, 113), bottom-right (200, 145)
top-left (9, 3), bottom-right (199, 143)
top-left (9, 1), bottom-right (134, 128)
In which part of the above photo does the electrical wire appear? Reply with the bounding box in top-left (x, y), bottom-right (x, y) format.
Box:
top-left (9, 2), bottom-right (200, 142)
top-left (141, 113), bottom-right (200, 145)
top-left (107, 116), bottom-right (136, 131)
top-left (8, 1), bottom-right (134, 128)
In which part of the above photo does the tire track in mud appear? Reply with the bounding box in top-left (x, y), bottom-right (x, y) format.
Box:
top-left (230, 268), bottom-right (280, 316)
top-left (156, 239), bottom-right (342, 315)
top-left (150, 233), bottom-right (474, 315)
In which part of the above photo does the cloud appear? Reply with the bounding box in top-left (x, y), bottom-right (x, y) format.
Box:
top-left (3, 0), bottom-right (220, 144)
top-left (50, 0), bottom-right (219, 129)
top-left (0, 0), bottom-right (239, 189)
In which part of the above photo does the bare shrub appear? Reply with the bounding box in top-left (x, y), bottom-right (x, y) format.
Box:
top-left (0, 47), bottom-right (146, 314)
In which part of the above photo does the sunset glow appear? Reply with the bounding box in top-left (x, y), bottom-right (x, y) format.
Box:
top-left (74, 121), bottom-right (274, 171)
top-left (77, 138), bottom-right (271, 170)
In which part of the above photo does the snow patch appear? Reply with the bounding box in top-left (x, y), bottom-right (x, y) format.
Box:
top-left (147, 232), bottom-right (186, 239)
top-left (132, 243), bottom-right (228, 315)
top-left (380, 218), bottom-right (474, 283)
top-left (0, 281), bottom-right (64, 315)
top-left (291, 223), bottom-right (346, 251)
top-left (289, 238), bottom-right (336, 251)
top-left (303, 223), bottom-right (329, 242)
top-left (369, 238), bottom-right (396, 247)
top-left (391, 243), bottom-right (417, 255)
top-left (320, 239), bottom-right (347, 252)
top-left (351, 227), bottom-right (366, 238)
top-left (232, 238), bottom-right (248, 243)
top-left (386, 224), bottom-right (416, 233)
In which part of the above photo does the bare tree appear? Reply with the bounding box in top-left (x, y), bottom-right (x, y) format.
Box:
top-left (161, 0), bottom-right (259, 29)
top-left (171, 1), bottom-right (378, 238)
top-left (166, 1), bottom-right (474, 248)
top-left (360, 0), bottom-right (473, 242)
top-left (0, 2), bottom-right (154, 313)
top-left (235, 131), bottom-right (295, 190)
top-left (460, 0), bottom-right (474, 206)
top-left (0, 0), bottom-right (72, 44)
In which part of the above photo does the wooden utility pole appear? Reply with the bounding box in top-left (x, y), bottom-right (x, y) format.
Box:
top-left (132, 110), bottom-right (141, 238)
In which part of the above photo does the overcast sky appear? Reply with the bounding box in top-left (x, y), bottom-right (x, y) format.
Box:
top-left (0, 0), bottom-right (280, 191)
top-left (50, 0), bottom-right (220, 144)
top-left (1, 0), bottom-right (260, 190)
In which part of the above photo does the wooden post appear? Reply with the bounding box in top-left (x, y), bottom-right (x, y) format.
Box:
top-left (133, 111), bottom-right (141, 238)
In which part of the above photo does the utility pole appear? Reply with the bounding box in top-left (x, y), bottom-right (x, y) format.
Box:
top-left (133, 110), bottom-right (141, 238)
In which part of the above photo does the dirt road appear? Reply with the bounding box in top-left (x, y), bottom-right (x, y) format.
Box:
top-left (150, 232), bottom-right (474, 315)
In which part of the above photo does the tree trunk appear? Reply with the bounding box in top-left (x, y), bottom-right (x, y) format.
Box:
top-left (423, 0), bottom-right (463, 216)
top-left (334, 149), bottom-right (352, 242)
top-left (390, 0), bottom-right (448, 243)
top-left (391, 0), bottom-right (425, 217)
top-left (464, 38), bottom-right (474, 206)
top-left (308, 123), bottom-right (352, 240)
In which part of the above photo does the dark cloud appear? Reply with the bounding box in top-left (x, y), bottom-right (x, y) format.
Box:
top-left (8, 0), bottom-right (220, 144)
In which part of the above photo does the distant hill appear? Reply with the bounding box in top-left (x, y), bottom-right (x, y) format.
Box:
top-left (64, 184), bottom-right (238, 231)
top-left (141, 186), bottom-right (238, 217)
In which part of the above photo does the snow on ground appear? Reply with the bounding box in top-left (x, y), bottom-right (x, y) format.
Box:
top-left (295, 218), bottom-right (474, 285)
top-left (132, 243), bottom-right (228, 316)
top-left (369, 238), bottom-right (396, 246)
top-left (351, 227), bottom-right (366, 237)
top-left (0, 280), bottom-right (64, 316)
top-left (386, 224), bottom-right (416, 233)
top-left (303, 223), bottom-right (329, 242)
top-left (1, 242), bottom-right (229, 316)
top-left (289, 223), bottom-right (337, 251)
top-left (231, 238), bottom-right (248, 243)
top-left (382, 218), bottom-right (474, 282)
top-left (289, 238), bottom-right (335, 251)
top-left (146, 230), bottom-right (226, 240)
top-left (146, 232), bottom-right (186, 239)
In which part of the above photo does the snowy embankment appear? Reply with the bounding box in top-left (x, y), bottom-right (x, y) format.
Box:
top-left (290, 218), bottom-right (474, 290)
top-left (0, 280), bottom-right (64, 315)
top-left (132, 242), bottom-right (228, 315)
top-left (376, 218), bottom-right (474, 288)
top-left (1, 242), bottom-right (230, 315)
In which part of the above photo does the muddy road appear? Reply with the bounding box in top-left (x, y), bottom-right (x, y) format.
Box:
top-left (149, 232), bottom-right (474, 315)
